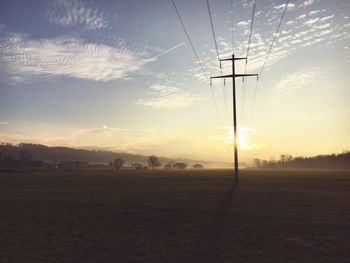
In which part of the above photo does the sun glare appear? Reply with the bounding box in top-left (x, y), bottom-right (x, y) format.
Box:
top-left (237, 133), bottom-right (246, 147)
top-left (223, 126), bottom-right (253, 150)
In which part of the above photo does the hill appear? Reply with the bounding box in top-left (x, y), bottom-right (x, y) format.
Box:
top-left (0, 143), bottom-right (173, 164)
top-left (0, 143), bottom-right (220, 166)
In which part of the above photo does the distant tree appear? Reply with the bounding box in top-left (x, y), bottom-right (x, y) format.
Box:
top-left (164, 163), bottom-right (172, 169)
top-left (253, 159), bottom-right (261, 168)
top-left (193, 164), bottom-right (203, 169)
top-left (261, 160), bottom-right (268, 168)
top-left (18, 150), bottom-right (32, 162)
top-left (148, 155), bottom-right (160, 169)
top-left (113, 158), bottom-right (125, 170)
top-left (173, 163), bottom-right (187, 170)
top-left (280, 154), bottom-right (286, 163)
top-left (285, 155), bottom-right (293, 162)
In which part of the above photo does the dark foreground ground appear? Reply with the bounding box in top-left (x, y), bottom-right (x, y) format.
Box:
top-left (0, 169), bottom-right (349, 263)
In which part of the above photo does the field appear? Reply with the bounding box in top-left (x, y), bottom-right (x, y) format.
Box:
top-left (0, 169), bottom-right (349, 263)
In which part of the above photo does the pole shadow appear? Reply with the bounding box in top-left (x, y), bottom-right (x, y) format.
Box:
top-left (183, 176), bottom-right (239, 263)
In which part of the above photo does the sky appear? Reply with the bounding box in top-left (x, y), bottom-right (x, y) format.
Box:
top-left (0, 0), bottom-right (349, 163)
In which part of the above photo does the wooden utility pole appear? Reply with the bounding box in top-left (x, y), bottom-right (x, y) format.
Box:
top-left (211, 54), bottom-right (258, 179)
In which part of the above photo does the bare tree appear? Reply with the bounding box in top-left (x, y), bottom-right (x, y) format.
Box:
top-left (253, 159), bottom-right (261, 168)
top-left (113, 158), bottom-right (125, 170)
top-left (148, 155), bottom-right (160, 169)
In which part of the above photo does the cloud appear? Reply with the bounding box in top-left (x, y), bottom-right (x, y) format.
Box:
top-left (273, 3), bottom-right (295, 11)
top-left (275, 67), bottom-right (320, 95)
top-left (189, 0), bottom-right (348, 84)
top-left (309, 10), bottom-right (320, 16)
top-left (237, 21), bottom-right (250, 28)
top-left (0, 127), bottom-right (161, 156)
top-left (46, 0), bottom-right (108, 30)
top-left (300, 0), bottom-right (315, 7)
top-left (320, 15), bottom-right (334, 21)
top-left (135, 83), bottom-right (205, 109)
top-left (0, 33), bottom-right (156, 82)
top-left (214, 126), bottom-right (263, 151)
top-left (304, 17), bottom-right (320, 25)
top-left (0, 121), bottom-right (9, 125)
top-left (315, 23), bottom-right (330, 30)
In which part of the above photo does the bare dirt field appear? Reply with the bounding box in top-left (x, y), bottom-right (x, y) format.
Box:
top-left (0, 169), bottom-right (349, 263)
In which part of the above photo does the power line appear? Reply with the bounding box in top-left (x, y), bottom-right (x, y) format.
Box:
top-left (206, 0), bottom-right (229, 124)
top-left (206, 0), bottom-right (220, 63)
top-left (259, 0), bottom-right (290, 76)
top-left (242, 0), bottom-right (256, 123)
top-left (171, 0), bottom-right (209, 81)
top-left (251, 0), bottom-right (290, 123)
top-left (170, 0), bottom-right (220, 122)
top-left (231, 0), bottom-right (234, 53)
top-left (246, 0), bottom-right (256, 65)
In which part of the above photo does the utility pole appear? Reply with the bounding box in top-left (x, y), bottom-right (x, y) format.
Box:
top-left (211, 54), bottom-right (258, 179)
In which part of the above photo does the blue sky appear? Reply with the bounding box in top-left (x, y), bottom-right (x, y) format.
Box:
top-left (0, 0), bottom-right (349, 162)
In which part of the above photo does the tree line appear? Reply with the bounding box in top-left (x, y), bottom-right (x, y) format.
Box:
top-left (0, 148), bottom-right (204, 171)
top-left (253, 151), bottom-right (350, 169)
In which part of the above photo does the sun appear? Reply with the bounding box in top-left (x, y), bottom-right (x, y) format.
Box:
top-left (237, 133), bottom-right (246, 147)
top-left (223, 126), bottom-right (252, 150)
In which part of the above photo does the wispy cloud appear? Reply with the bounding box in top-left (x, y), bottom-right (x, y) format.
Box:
top-left (301, 0), bottom-right (316, 7)
top-left (320, 15), bottom-right (334, 21)
top-left (154, 42), bottom-right (185, 59)
top-left (0, 33), bottom-right (157, 82)
top-left (237, 21), bottom-right (250, 28)
top-left (309, 10), bottom-right (320, 16)
top-left (296, 14), bottom-right (307, 20)
top-left (304, 17), bottom-right (320, 25)
top-left (273, 2), bottom-right (295, 11)
top-left (135, 83), bottom-right (205, 109)
top-left (275, 67), bottom-right (320, 95)
top-left (214, 126), bottom-right (264, 151)
top-left (188, 2), bottom-right (349, 83)
top-left (0, 121), bottom-right (9, 125)
top-left (46, 0), bottom-right (108, 30)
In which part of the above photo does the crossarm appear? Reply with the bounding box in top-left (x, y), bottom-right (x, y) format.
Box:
top-left (210, 73), bottom-right (258, 80)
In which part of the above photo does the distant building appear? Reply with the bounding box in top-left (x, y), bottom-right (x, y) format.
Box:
top-left (131, 163), bottom-right (143, 169)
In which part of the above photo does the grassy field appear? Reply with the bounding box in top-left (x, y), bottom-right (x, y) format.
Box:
top-left (0, 169), bottom-right (349, 262)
